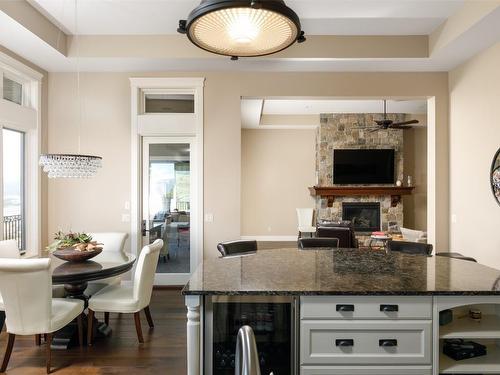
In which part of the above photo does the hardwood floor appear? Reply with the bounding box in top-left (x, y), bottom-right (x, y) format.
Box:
top-left (0, 289), bottom-right (187, 374)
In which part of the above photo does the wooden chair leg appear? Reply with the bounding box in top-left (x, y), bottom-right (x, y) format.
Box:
top-left (134, 312), bottom-right (144, 343)
top-left (36, 334), bottom-right (42, 346)
top-left (104, 312), bottom-right (109, 325)
top-left (1, 333), bottom-right (15, 373)
top-left (87, 309), bottom-right (94, 346)
top-left (0, 311), bottom-right (5, 333)
top-left (144, 306), bottom-right (154, 328)
top-left (46, 333), bottom-right (52, 374)
top-left (77, 314), bottom-right (83, 348)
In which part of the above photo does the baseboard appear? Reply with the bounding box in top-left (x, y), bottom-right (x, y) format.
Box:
top-left (241, 235), bottom-right (297, 242)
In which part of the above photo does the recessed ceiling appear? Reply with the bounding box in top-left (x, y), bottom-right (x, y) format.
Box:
top-left (241, 98), bottom-right (427, 129)
top-left (263, 99), bottom-right (427, 115)
top-left (28, 0), bottom-right (463, 36)
top-left (3, 0), bottom-right (500, 73)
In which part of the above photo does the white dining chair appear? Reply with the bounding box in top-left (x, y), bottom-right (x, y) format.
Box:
top-left (400, 227), bottom-right (427, 243)
top-left (85, 232), bottom-right (129, 299)
top-left (296, 208), bottom-right (316, 239)
top-left (0, 240), bottom-right (19, 330)
top-left (0, 258), bottom-right (84, 374)
top-left (0, 239), bottom-right (66, 308)
top-left (87, 239), bottom-right (162, 345)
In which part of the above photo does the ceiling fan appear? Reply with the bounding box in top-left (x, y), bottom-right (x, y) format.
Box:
top-left (356, 100), bottom-right (419, 132)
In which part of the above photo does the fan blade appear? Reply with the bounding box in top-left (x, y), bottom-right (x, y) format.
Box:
top-left (352, 126), bottom-right (380, 130)
top-left (368, 128), bottom-right (380, 133)
top-left (391, 119), bottom-right (419, 126)
top-left (390, 125), bottom-right (413, 129)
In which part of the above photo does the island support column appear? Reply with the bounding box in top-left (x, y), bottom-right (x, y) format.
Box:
top-left (186, 295), bottom-right (202, 375)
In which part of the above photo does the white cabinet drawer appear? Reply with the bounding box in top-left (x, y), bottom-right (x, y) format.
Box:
top-left (301, 320), bottom-right (431, 365)
top-left (301, 296), bottom-right (432, 320)
top-left (301, 366), bottom-right (432, 375)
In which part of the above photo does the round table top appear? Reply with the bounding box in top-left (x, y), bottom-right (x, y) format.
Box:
top-left (46, 251), bottom-right (136, 285)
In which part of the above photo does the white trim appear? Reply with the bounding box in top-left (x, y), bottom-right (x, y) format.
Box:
top-left (0, 51), bottom-right (43, 82)
top-left (426, 97), bottom-right (436, 249)
top-left (130, 77), bottom-right (204, 89)
top-left (241, 235), bottom-right (297, 242)
top-left (130, 77), bottom-right (205, 286)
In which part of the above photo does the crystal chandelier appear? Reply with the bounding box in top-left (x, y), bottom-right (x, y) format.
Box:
top-left (39, 0), bottom-right (102, 179)
top-left (39, 154), bottom-right (102, 178)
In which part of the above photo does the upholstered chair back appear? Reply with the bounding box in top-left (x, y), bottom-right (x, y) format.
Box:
top-left (0, 258), bottom-right (52, 335)
top-left (0, 240), bottom-right (20, 258)
top-left (298, 237), bottom-right (340, 249)
top-left (89, 232), bottom-right (128, 255)
top-left (217, 240), bottom-right (258, 257)
top-left (133, 239), bottom-right (162, 310)
top-left (296, 208), bottom-right (314, 227)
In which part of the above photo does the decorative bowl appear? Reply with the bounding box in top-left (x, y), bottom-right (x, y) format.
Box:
top-left (52, 247), bottom-right (103, 262)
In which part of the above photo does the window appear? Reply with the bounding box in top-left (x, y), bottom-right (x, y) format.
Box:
top-left (144, 93), bottom-right (195, 113)
top-left (0, 52), bottom-right (42, 254)
top-left (3, 76), bottom-right (23, 105)
top-left (2, 128), bottom-right (25, 250)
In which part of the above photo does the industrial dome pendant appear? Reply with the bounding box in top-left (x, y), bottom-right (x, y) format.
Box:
top-left (177, 0), bottom-right (306, 60)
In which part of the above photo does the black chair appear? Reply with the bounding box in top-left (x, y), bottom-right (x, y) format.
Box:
top-left (387, 240), bottom-right (433, 255)
top-left (316, 222), bottom-right (358, 248)
top-left (435, 252), bottom-right (477, 263)
top-left (217, 240), bottom-right (258, 257)
top-left (298, 237), bottom-right (339, 249)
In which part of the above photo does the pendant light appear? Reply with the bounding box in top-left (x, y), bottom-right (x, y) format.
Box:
top-left (177, 0), bottom-right (306, 60)
top-left (39, 0), bottom-right (102, 178)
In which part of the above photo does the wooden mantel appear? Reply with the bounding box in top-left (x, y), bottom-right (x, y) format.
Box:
top-left (309, 186), bottom-right (415, 207)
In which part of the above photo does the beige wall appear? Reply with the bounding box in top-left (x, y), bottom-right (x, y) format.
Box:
top-left (403, 114), bottom-right (428, 231)
top-left (0, 45), bottom-right (49, 248)
top-left (46, 71), bottom-right (450, 258)
top-left (47, 73), bottom-right (132, 249)
top-left (449, 42), bottom-right (500, 266)
top-left (241, 129), bottom-right (316, 237)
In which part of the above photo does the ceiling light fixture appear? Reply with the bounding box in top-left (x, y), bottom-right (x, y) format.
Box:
top-left (177, 0), bottom-right (306, 60)
top-left (39, 0), bottom-right (102, 178)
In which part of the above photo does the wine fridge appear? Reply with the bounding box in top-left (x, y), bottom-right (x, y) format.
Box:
top-left (204, 296), bottom-right (296, 375)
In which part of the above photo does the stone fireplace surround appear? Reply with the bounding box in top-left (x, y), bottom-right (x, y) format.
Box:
top-left (316, 113), bottom-right (407, 238)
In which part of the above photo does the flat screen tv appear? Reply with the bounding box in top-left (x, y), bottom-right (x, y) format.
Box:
top-left (333, 149), bottom-right (395, 184)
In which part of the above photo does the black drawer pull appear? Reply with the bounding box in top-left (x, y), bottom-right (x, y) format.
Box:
top-left (379, 339), bottom-right (398, 347)
top-left (380, 304), bottom-right (399, 312)
top-left (335, 339), bottom-right (354, 347)
top-left (336, 304), bottom-right (355, 312)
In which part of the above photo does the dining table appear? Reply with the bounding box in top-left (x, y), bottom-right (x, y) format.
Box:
top-left (48, 251), bottom-right (136, 349)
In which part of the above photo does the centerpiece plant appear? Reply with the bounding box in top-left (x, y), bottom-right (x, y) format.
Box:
top-left (47, 231), bottom-right (102, 252)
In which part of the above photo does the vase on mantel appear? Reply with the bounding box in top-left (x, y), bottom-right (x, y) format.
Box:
top-left (407, 175), bottom-right (413, 186)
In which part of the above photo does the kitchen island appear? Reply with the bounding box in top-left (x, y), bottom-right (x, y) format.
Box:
top-left (182, 248), bottom-right (500, 375)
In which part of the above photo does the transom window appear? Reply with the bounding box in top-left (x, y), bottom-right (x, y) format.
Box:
top-left (3, 76), bottom-right (23, 105)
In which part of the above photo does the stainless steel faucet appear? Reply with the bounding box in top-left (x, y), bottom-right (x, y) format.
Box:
top-left (235, 325), bottom-right (261, 375)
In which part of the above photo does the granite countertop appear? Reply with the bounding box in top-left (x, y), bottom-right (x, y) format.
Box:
top-left (182, 248), bottom-right (500, 296)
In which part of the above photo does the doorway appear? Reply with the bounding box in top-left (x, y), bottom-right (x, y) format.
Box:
top-left (142, 137), bottom-right (197, 285)
top-left (130, 77), bottom-right (204, 286)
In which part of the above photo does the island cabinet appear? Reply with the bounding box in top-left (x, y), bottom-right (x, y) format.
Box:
top-left (182, 248), bottom-right (500, 375)
top-left (300, 296), bottom-right (433, 375)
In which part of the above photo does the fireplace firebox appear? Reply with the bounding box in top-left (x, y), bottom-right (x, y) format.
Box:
top-left (342, 202), bottom-right (381, 232)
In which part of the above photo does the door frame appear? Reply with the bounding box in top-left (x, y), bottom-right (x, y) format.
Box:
top-left (142, 136), bottom-right (198, 285)
top-left (130, 77), bottom-right (204, 285)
